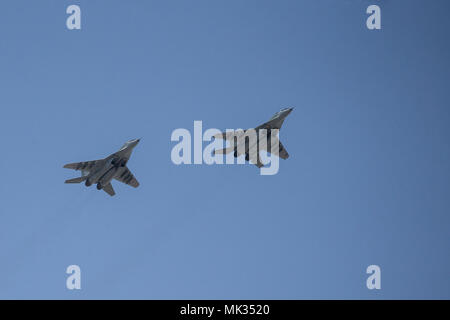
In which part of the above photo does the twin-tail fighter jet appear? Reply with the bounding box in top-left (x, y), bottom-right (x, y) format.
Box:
top-left (63, 139), bottom-right (140, 196)
top-left (213, 107), bottom-right (293, 168)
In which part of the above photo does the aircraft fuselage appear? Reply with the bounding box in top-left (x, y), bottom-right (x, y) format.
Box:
top-left (85, 141), bottom-right (138, 189)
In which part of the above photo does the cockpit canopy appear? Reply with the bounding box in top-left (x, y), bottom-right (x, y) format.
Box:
top-left (269, 108), bottom-right (292, 121)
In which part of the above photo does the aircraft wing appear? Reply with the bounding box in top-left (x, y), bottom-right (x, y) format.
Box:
top-left (213, 130), bottom-right (251, 158)
top-left (260, 138), bottom-right (290, 160)
top-left (102, 183), bottom-right (116, 196)
top-left (63, 160), bottom-right (103, 172)
top-left (114, 166), bottom-right (140, 188)
top-left (277, 141), bottom-right (289, 159)
top-left (213, 130), bottom-right (247, 140)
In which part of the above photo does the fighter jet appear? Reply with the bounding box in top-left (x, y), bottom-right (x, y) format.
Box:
top-left (213, 107), bottom-right (293, 168)
top-left (63, 139), bottom-right (141, 196)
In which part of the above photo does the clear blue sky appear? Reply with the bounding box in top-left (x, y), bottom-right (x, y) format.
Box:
top-left (0, 0), bottom-right (449, 299)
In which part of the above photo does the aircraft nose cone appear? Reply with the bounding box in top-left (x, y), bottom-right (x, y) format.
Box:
top-left (131, 138), bottom-right (140, 147)
top-left (283, 107), bottom-right (293, 116)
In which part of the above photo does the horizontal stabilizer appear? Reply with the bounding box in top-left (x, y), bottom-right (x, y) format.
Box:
top-left (64, 160), bottom-right (101, 171)
top-left (65, 176), bottom-right (87, 184)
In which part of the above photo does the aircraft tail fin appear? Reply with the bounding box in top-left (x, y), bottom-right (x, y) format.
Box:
top-left (65, 176), bottom-right (87, 184)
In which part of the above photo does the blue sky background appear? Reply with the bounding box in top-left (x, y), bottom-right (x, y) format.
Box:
top-left (0, 0), bottom-right (449, 299)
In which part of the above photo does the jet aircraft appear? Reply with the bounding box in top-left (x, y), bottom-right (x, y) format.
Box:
top-left (63, 139), bottom-right (141, 196)
top-left (213, 108), bottom-right (293, 167)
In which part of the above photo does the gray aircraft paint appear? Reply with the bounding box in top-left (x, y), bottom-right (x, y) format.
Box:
top-left (213, 107), bottom-right (293, 168)
top-left (63, 139), bottom-right (140, 196)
